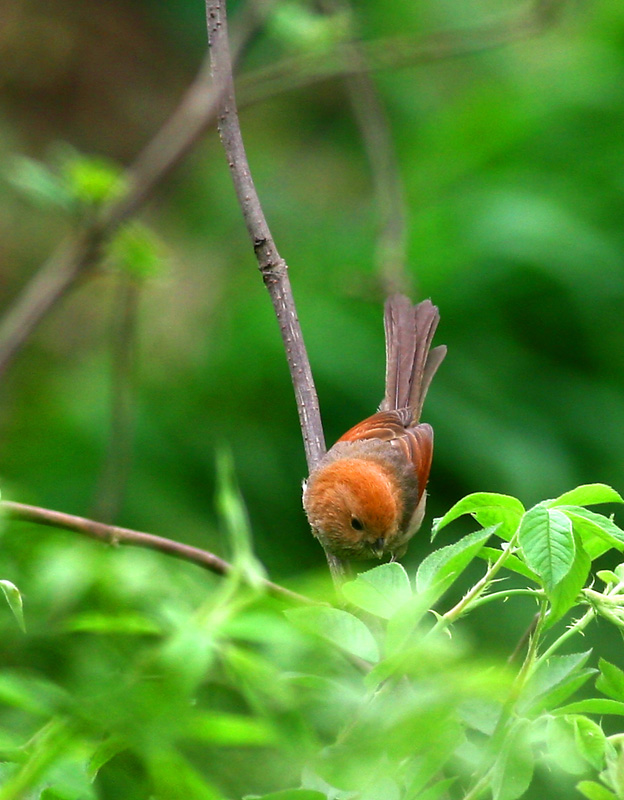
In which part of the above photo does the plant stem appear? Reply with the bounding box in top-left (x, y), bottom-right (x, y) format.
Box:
top-left (470, 587), bottom-right (543, 609)
top-left (432, 534), bottom-right (520, 634)
top-left (1, 500), bottom-right (317, 606)
top-left (536, 607), bottom-right (595, 665)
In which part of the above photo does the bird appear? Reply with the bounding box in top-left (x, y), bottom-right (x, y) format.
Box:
top-left (303, 294), bottom-right (446, 561)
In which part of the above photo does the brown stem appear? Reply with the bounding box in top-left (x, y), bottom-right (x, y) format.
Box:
top-left (205, 1), bottom-right (347, 585)
top-left (1, 500), bottom-right (315, 606)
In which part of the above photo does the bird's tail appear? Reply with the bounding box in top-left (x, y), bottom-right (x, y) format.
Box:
top-left (380, 294), bottom-right (446, 422)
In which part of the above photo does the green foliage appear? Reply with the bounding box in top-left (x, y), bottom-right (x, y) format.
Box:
top-left (1, 483), bottom-right (624, 798)
top-left (3, 0), bottom-right (624, 798)
top-left (0, 580), bottom-right (25, 632)
top-left (105, 222), bottom-right (164, 281)
top-left (7, 151), bottom-right (126, 213)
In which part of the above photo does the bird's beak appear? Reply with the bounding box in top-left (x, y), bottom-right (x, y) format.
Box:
top-left (371, 538), bottom-right (386, 559)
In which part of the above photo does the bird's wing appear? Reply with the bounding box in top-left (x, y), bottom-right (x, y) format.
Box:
top-left (337, 410), bottom-right (434, 501)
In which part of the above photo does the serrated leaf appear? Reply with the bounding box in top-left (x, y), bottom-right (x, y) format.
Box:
top-left (285, 607), bottom-right (379, 663)
top-left (415, 528), bottom-right (493, 597)
top-left (548, 484), bottom-right (624, 508)
top-left (518, 505), bottom-right (575, 592)
top-left (569, 714), bottom-right (607, 770)
top-left (545, 539), bottom-right (591, 627)
top-left (560, 506), bottom-right (624, 559)
top-left (431, 493), bottom-right (523, 541)
top-left (576, 781), bottom-right (618, 800)
top-left (597, 659), bottom-right (624, 702)
top-left (491, 718), bottom-right (534, 800)
top-left (341, 562), bottom-right (411, 619)
top-left (0, 580), bottom-right (25, 632)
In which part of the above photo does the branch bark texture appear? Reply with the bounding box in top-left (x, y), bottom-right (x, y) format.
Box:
top-left (206, 0), bottom-right (350, 583)
top-left (206, 0), bottom-right (326, 472)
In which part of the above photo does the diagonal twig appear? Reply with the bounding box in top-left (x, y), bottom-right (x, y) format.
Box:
top-left (0, 500), bottom-right (316, 606)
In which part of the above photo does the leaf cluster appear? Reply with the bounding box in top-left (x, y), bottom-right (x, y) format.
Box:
top-left (0, 483), bottom-right (624, 799)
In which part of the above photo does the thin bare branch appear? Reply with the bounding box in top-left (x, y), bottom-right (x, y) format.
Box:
top-left (205, 0), bottom-right (347, 584)
top-left (1, 500), bottom-right (316, 605)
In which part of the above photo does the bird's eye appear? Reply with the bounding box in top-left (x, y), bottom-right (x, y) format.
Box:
top-left (350, 517), bottom-right (364, 531)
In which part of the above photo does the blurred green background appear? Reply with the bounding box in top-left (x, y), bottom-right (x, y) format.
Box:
top-left (1, 1), bottom-right (624, 793)
top-left (3, 0), bottom-right (624, 568)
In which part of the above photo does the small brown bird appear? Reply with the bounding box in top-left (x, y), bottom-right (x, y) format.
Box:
top-left (303, 295), bottom-right (446, 560)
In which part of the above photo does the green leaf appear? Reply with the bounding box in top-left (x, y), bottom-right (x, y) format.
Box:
top-left (597, 659), bottom-right (624, 702)
top-left (547, 715), bottom-right (589, 775)
top-left (597, 570), bottom-right (620, 586)
top-left (107, 222), bottom-right (164, 280)
top-left (520, 651), bottom-right (593, 713)
top-left (88, 736), bottom-right (127, 780)
top-left (7, 156), bottom-right (73, 209)
top-left (569, 714), bottom-right (607, 770)
top-left (285, 607), bottom-right (379, 663)
top-left (555, 699), bottom-right (624, 716)
top-left (341, 562), bottom-right (411, 619)
top-left (186, 712), bottom-right (275, 746)
top-left (415, 528), bottom-right (493, 597)
top-left (518, 505), bottom-right (575, 593)
top-left (491, 718), bottom-right (534, 800)
top-left (62, 154), bottom-right (125, 206)
top-left (0, 672), bottom-right (66, 716)
top-left (576, 781), bottom-right (618, 800)
top-left (384, 591), bottom-right (436, 655)
top-left (431, 493), bottom-right (523, 541)
top-left (545, 539), bottom-right (591, 627)
top-left (560, 506), bottom-right (624, 559)
top-left (547, 484), bottom-right (624, 508)
top-left (63, 612), bottom-right (161, 635)
top-left (215, 448), bottom-right (266, 587)
top-left (0, 580), bottom-right (25, 632)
